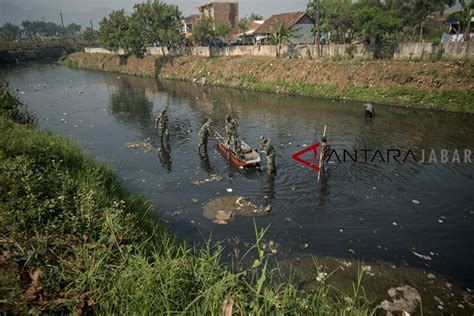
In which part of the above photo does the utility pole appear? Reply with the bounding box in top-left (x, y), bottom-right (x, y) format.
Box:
top-left (315, 0), bottom-right (321, 58)
top-left (60, 12), bottom-right (65, 29)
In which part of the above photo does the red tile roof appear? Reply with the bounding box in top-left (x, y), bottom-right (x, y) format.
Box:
top-left (255, 11), bottom-right (309, 34)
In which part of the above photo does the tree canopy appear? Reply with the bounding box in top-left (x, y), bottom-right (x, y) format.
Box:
top-left (99, 9), bottom-right (130, 51)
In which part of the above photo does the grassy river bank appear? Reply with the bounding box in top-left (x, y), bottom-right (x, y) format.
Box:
top-left (0, 79), bottom-right (375, 314)
top-left (64, 52), bottom-right (474, 114)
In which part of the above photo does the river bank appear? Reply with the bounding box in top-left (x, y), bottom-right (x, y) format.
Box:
top-left (64, 52), bottom-right (474, 113)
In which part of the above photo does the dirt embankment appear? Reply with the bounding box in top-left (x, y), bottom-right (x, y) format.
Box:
top-left (66, 52), bottom-right (157, 77)
top-left (67, 52), bottom-right (474, 112)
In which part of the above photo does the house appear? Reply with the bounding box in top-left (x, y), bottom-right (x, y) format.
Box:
top-left (197, 1), bottom-right (239, 30)
top-left (228, 20), bottom-right (264, 42)
top-left (441, 15), bottom-right (474, 42)
top-left (253, 11), bottom-right (314, 45)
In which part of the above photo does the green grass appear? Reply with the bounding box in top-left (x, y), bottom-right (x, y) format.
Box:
top-left (0, 78), bottom-right (375, 314)
top-left (216, 75), bottom-right (474, 113)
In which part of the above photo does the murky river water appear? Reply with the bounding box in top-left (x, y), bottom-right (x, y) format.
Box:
top-left (6, 64), bottom-right (474, 287)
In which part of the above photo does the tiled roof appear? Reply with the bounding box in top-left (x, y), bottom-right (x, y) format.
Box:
top-left (228, 21), bottom-right (263, 39)
top-left (255, 11), bottom-right (309, 34)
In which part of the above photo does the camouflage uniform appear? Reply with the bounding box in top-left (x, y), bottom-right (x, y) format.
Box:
top-left (320, 138), bottom-right (331, 172)
top-left (260, 137), bottom-right (276, 173)
top-left (225, 115), bottom-right (240, 154)
top-left (155, 110), bottom-right (169, 143)
top-left (198, 119), bottom-right (213, 154)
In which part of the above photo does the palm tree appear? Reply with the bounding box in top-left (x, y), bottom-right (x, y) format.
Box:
top-left (268, 20), bottom-right (300, 57)
top-left (457, 0), bottom-right (474, 41)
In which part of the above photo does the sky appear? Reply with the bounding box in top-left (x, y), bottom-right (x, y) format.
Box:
top-left (0, 0), bottom-right (310, 28)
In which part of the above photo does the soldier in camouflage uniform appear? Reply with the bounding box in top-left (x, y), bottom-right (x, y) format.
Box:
top-left (260, 136), bottom-right (276, 174)
top-left (224, 114), bottom-right (241, 155)
top-left (198, 118), bottom-right (213, 154)
top-left (155, 109), bottom-right (169, 143)
top-left (320, 136), bottom-right (331, 172)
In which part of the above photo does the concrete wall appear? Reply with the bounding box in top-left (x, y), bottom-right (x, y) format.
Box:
top-left (84, 41), bottom-right (473, 60)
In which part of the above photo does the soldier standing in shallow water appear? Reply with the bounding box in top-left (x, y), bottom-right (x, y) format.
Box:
top-left (260, 136), bottom-right (276, 174)
top-left (198, 118), bottom-right (213, 155)
top-left (320, 136), bottom-right (331, 172)
top-left (224, 114), bottom-right (240, 155)
top-left (155, 109), bottom-right (169, 143)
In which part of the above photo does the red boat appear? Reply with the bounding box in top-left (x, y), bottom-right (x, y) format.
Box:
top-left (215, 132), bottom-right (261, 168)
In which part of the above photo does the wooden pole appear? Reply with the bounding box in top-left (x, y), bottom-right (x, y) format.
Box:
top-left (317, 125), bottom-right (327, 182)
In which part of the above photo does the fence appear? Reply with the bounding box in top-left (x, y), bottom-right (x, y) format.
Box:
top-left (85, 41), bottom-right (473, 60)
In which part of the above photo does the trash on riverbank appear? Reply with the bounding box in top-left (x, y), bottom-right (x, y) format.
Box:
top-left (202, 196), bottom-right (271, 224)
top-left (377, 285), bottom-right (421, 314)
top-left (191, 174), bottom-right (223, 185)
top-left (123, 142), bottom-right (154, 153)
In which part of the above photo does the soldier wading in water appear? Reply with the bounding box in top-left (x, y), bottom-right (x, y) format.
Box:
top-left (198, 118), bottom-right (214, 155)
top-left (260, 136), bottom-right (276, 174)
top-left (155, 109), bottom-right (169, 144)
top-left (224, 114), bottom-right (241, 157)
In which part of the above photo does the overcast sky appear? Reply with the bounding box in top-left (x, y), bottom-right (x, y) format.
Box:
top-left (0, 0), bottom-right (310, 28)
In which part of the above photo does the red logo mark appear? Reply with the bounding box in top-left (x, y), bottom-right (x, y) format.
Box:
top-left (291, 142), bottom-right (321, 171)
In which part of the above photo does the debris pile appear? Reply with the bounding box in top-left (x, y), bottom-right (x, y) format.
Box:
top-left (191, 174), bottom-right (223, 185)
top-left (377, 285), bottom-right (421, 315)
top-left (202, 196), bottom-right (271, 224)
top-left (123, 142), bottom-right (154, 153)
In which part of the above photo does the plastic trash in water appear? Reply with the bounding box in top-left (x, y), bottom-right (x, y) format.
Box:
top-left (412, 199), bottom-right (420, 204)
top-left (226, 188), bottom-right (233, 193)
top-left (412, 251), bottom-right (432, 261)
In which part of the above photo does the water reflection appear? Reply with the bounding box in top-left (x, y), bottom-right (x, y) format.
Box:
top-left (109, 77), bottom-right (154, 133)
top-left (157, 143), bottom-right (172, 172)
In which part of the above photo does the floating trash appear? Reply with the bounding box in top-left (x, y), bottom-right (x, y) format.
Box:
top-left (412, 199), bottom-right (420, 204)
top-left (412, 251), bottom-right (432, 261)
top-left (226, 188), bottom-right (233, 193)
top-left (202, 196), bottom-right (270, 224)
top-left (191, 174), bottom-right (224, 185)
top-left (123, 142), bottom-right (154, 153)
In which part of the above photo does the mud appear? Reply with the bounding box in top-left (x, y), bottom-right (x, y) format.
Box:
top-left (202, 196), bottom-right (271, 224)
top-left (280, 255), bottom-right (474, 315)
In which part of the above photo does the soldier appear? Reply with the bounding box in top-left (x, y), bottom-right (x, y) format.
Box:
top-left (198, 118), bottom-right (213, 154)
top-left (224, 114), bottom-right (241, 154)
top-left (155, 109), bottom-right (169, 143)
top-left (260, 136), bottom-right (276, 174)
top-left (364, 103), bottom-right (375, 119)
top-left (320, 136), bottom-right (331, 172)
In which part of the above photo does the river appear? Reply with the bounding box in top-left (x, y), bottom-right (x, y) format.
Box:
top-left (6, 63), bottom-right (474, 288)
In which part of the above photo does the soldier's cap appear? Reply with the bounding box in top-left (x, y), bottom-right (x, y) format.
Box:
top-left (322, 136), bottom-right (327, 142)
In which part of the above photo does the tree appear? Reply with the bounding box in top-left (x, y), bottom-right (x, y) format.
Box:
top-left (353, 6), bottom-right (400, 42)
top-left (215, 24), bottom-right (230, 42)
top-left (267, 20), bottom-right (299, 57)
top-left (128, 0), bottom-right (183, 57)
top-left (82, 26), bottom-right (98, 43)
top-left (320, 0), bottom-right (353, 44)
top-left (0, 23), bottom-right (21, 41)
top-left (66, 23), bottom-right (81, 37)
top-left (248, 13), bottom-right (264, 21)
top-left (99, 9), bottom-right (130, 52)
top-left (307, 0), bottom-right (322, 56)
top-left (192, 17), bottom-right (215, 45)
top-left (410, 0), bottom-right (455, 41)
top-left (456, 0), bottom-right (474, 41)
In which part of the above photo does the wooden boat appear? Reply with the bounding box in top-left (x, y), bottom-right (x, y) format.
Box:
top-left (215, 132), bottom-right (261, 167)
